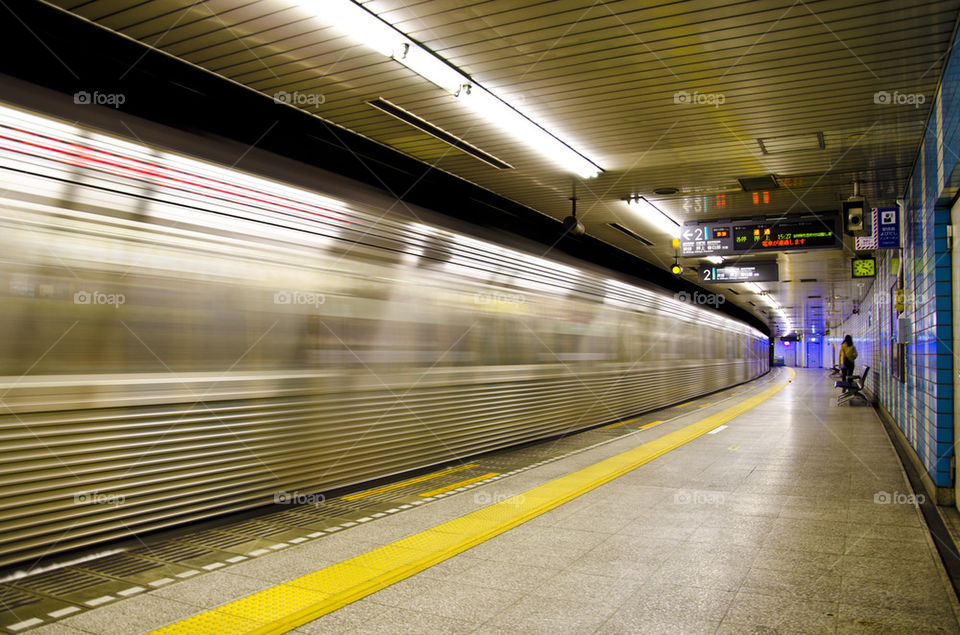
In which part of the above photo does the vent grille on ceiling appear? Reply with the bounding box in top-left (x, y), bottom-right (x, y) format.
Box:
top-left (800, 278), bottom-right (818, 282)
top-left (738, 174), bottom-right (779, 191)
top-left (368, 98), bottom-right (513, 170)
top-left (726, 288), bottom-right (740, 295)
top-left (757, 132), bottom-right (825, 155)
top-left (608, 223), bottom-right (654, 245)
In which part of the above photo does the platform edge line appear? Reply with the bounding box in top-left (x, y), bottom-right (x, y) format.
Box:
top-left (146, 369), bottom-right (793, 635)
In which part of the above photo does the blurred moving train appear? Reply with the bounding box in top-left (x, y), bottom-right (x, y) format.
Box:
top-left (0, 101), bottom-right (768, 568)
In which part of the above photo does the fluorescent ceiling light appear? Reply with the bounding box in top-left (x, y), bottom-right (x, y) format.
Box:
top-left (321, 0), bottom-right (402, 57)
top-left (395, 44), bottom-right (466, 94)
top-left (312, 0), bottom-right (602, 179)
top-left (705, 255), bottom-right (724, 264)
top-left (459, 87), bottom-right (599, 178)
top-left (746, 283), bottom-right (790, 334)
top-left (624, 197), bottom-right (679, 236)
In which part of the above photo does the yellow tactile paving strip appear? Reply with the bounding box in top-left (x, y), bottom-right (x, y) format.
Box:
top-left (599, 416), bottom-right (643, 430)
top-left (338, 464), bottom-right (479, 501)
top-left (148, 369), bottom-right (794, 635)
top-left (418, 473), bottom-right (500, 497)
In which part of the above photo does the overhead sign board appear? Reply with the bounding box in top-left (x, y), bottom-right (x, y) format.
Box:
top-left (679, 224), bottom-right (735, 256)
top-left (681, 214), bottom-right (840, 256)
top-left (732, 218), bottom-right (837, 251)
top-left (876, 206), bottom-right (900, 248)
top-left (698, 261), bottom-right (779, 283)
top-left (854, 206), bottom-right (900, 250)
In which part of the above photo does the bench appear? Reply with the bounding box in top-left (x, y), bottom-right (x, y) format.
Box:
top-left (835, 366), bottom-right (870, 406)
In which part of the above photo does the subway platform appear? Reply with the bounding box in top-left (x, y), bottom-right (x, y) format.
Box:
top-left (13, 368), bottom-right (960, 634)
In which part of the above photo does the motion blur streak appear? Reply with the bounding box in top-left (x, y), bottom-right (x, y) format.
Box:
top-left (0, 102), bottom-right (767, 568)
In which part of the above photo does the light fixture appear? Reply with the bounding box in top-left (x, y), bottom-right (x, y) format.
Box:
top-left (705, 255), bottom-right (724, 264)
top-left (312, 0), bottom-right (602, 179)
top-left (669, 234), bottom-right (683, 274)
top-left (745, 281), bottom-right (789, 331)
top-left (322, 0), bottom-right (402, 56)
top-left (623, 196), bottom-right (680, 236)
top-left (394, 43), bottom-right (466, 93)
top-left (457, 87), bottom-right (599, 178)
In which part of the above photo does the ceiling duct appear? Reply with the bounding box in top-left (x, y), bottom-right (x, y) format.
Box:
top-left (738, 174), bottom-right (780, 191)
top-left (368, 98), bottom-right (513, 170)
top-left (608, 223), bottom-right (654, 246)
top-left (757, 132), bottom-right (825, 155)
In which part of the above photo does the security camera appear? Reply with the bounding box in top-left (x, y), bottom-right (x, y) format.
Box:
top-left (843, 197), bottom-right (868, 236)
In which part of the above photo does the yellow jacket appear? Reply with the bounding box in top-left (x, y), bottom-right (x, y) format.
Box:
top-left (839, 342), bottom-right (857, 365)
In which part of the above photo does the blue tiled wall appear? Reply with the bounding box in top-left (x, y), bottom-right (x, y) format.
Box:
top-left (841, 28), bottom-right (957, 489)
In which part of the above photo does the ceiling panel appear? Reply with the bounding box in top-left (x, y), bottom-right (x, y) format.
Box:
top-left (48, 0), bottom-right (960, 335)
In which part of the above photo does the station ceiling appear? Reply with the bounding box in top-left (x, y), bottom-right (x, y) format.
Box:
top-left (48, 0), bottom-right (960, 337)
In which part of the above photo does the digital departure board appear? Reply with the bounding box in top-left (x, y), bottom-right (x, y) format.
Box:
top-left (698, 261), bottom-right (779, 283)
top-left (733, 219), bottom-right (837, 251)
top-left (681, 214), bottom-right (840, 256)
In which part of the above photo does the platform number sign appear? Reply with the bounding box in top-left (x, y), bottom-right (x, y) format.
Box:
top-left (698, 261), bottom-right (779, 283)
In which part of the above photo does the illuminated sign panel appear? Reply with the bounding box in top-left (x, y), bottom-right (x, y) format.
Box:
top-left (876, 207), bottom-right (900, 248)
top-left (681, 214), bottom-right (839, 256)
top-left (698, 261), bottom-right (779, 283)
top-left (733, 219), bottom-right (837, 251)
top-left (679, 225), bottom-right (734, 255)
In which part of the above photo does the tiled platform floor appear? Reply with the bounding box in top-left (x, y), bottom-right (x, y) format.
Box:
top-left (31, 369), bottom-right (960, 634)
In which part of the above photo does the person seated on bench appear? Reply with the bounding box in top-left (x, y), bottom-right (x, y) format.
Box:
top-left (838, 335), bottom-right (858, 392)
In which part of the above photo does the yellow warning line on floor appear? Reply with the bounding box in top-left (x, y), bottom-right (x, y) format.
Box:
top-left (418, 473), bottom-right (500, 497)
top-left (600, 416), bottom-right (643, 430)
top-left (148, 369), bottom-right (793, 635)
top-left (339, 464), bottom-right (478, 501)
top-left (638, 420), bottom-right (664, 429)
